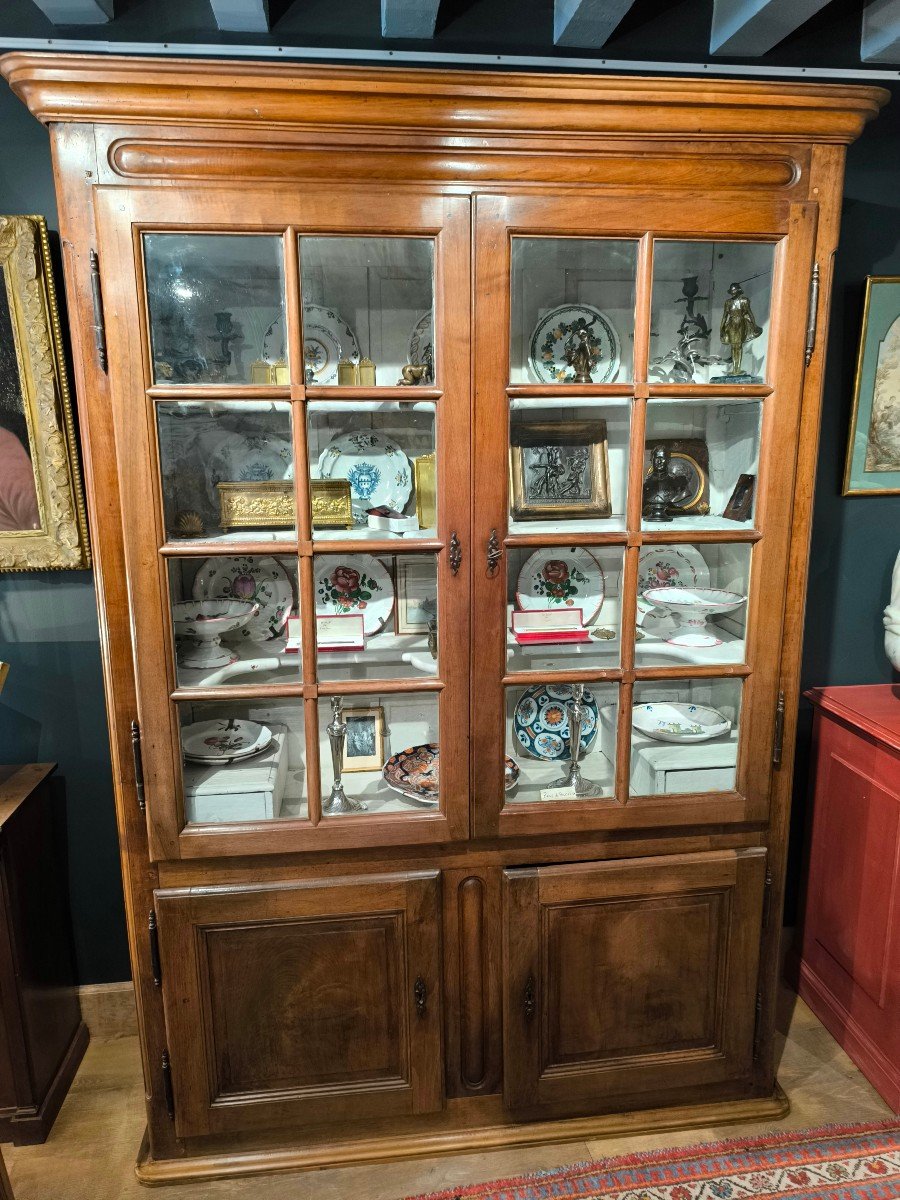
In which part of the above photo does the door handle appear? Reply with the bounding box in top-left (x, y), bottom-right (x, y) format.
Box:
top-left (414, 976), bottom-right (427, 1017)
top-left (449, 531), bottom-right (462, 575)
top-left (486, 529), bottom-right (502, 576)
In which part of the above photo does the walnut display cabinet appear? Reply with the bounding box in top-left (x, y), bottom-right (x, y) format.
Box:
top-left (1, 53), bottom-right (886, 1184)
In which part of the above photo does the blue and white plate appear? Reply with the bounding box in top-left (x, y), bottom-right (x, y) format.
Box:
top-left (513, 683), bottom-right (599, 761)
top-left (317, 431), bottom-right (412, 526)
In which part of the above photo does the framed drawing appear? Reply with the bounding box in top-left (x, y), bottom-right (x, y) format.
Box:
top-left (844, 276), bottom-right (900, 495)
top-left (395, 556), bottom-right (437, 635)
top-left (510, 420), bottom-right (611, 521)
top-left (341, 706), bottom-right (385, 773)
top-left (0, 216), bottom-right (89, 570)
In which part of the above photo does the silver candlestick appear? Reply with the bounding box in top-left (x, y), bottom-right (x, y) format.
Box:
top-left (322, 696), bottom-right (367, 814)
top-left (550, 683), bottom-right (601, 798)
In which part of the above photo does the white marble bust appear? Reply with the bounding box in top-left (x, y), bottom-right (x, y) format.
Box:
top-left (885, 550), bottom-right (900, 671)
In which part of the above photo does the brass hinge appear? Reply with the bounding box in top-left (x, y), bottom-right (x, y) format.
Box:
top-left (772, 690), bottom-right (786, 766)
top-left (130, 720), bottom-right (146, 813)
top-left (762, 868), bottom-right (774, 933)
top-left (148, 910), bottom-right (162, 988)
top-left (161, 1049), bottom-right (175, 1120)
top-left (753, 991), bottom-right (763, 1061)
top-left (89, 249), bottom-right (108, 374)
top-left (804, 261), bottom-right (820, 367)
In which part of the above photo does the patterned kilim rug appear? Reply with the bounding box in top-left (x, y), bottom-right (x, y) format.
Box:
top-left (403, 1120), bottom-right (900, 1200)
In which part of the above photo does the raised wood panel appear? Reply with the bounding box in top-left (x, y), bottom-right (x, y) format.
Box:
top-left (502, 849), bottom-right (766, 1118)
top-left (155, 871), bottom-right (443, 1137)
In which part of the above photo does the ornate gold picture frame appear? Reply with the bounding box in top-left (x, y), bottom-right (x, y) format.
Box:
top-left (0, 215), bottom-right (89, 570)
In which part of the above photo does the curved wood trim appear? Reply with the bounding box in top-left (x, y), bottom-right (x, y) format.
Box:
top-left (0, 54), bottom-right (887, 143)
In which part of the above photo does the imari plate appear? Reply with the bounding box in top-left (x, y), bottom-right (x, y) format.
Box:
top-left (314, 553), bottom-right (394, 635)
top-left (528, 303), bottom-right (621, 385)
top-left (383, 743), bottom-right (518, 806)
top-left (302, 303), bottom-right (359, 385)
top-left (516, 546), bottom-right (604, 624)
top-left (513, 683), bottom-right (599, 761)
top-left (317, 431), bottom-right (412, 525)
top-left (632, 701), bottom-right (731, 743)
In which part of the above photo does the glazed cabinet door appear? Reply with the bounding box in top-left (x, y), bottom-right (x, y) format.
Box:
top-left (473, 193), bottom-right (817, 837)
top-left (155, 870), bottom-right (442, 1138)
top-left (93, 187), bottom-right (470, 860)
top-left (502, 848), bottom-right (766, 1118)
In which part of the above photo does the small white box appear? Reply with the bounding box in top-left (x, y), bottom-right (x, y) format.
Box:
top-left (183, 723), bottom-right (288, 824)
top-left (366, 511), bottom-right (419, 534)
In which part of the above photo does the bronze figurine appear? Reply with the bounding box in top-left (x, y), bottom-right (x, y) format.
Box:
top-left (719, 282), bottom-right (762, 378)
top-left (642, 445), bottom-right (690, 522)
top-left (564, 326), bottom-right (594, 384)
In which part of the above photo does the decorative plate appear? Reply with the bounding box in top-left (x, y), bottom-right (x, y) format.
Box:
top-left (513, 683), bottom-right (599, 761)
top-left (314, 553), bottom-right (394, 635)
top-left (205, 432), bottom-right (293, 509)
top-left (181, 718), bottom-right (272, 763)
top-left (636, 545), bottom-right (710, 614)
top-left (317, 431), bottom-right (412, 525)
top-left (632, 702), bottom-right (732, 744)
top-left (407, 310), bottom-right (434, 380)
top-left (515, 547), bottom-right (604, 624)
top-left (382, 743), bottom-right (518, 806)
top-left (528, 304), bottom-right (621, 385)
top-left (261, 313), bottom-right (285, 363)
top-left (192, 555), bottom-right (295, 641)
top-left (303, 303), bottom-right (360, 385)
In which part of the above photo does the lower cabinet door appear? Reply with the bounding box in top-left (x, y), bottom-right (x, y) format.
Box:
top-left (503, 849), bottom-right (766, 1118)
top-left (155, 870), bottom-right (443, 1138)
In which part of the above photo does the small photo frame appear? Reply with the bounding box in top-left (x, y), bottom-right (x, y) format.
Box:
top-left (723, 473), bottom-right (755, 522)
top-left (510, 420), bottom-right (611, 521)
top-left (341, 706), bottom-right (385, 773)
top-left (395, 556), bottom-right (437, 635)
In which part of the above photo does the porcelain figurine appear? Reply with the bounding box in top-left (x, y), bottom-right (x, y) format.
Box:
top-left (885, 549), bottom-right (900, 671)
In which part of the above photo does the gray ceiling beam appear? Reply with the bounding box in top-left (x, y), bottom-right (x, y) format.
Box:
top-left (553, 0), bottom-right (636, 48)
top-left (208, 0), bottom-right (271, 33)
top-left (381, 0), bottom-right (441, 39)
top-left (710, 0), bottom-right (833, 56)
top-left (28, 0), bottom-right (112, 23)
top-left (862, 0), bottom-right (900, 62)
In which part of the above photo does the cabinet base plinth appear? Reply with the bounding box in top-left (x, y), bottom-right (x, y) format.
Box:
top-left (134, 1083), bottom-right (789, 1187)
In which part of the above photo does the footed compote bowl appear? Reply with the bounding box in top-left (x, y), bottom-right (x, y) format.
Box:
top-left (641, 586), bottom-right (745, 649)
top-left (172, 600), bottom-right (259, 669)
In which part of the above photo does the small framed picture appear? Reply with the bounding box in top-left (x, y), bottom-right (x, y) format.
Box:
top-left (395, 556), bottom-right (437, 635)
top-left (341, 706), bottom-right (385, 773)
top-left (723, 473), bottom-right (755, 522)
top-left (510, 420), bottom-right (611, 521)
top-left (843, 276), bottom-right (900, 496)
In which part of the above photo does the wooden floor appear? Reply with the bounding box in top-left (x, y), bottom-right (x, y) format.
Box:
top-left (3, 987), bottom-right (892, 1199)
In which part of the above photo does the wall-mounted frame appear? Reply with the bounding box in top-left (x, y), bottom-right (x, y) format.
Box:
top-left (843, 276), bottom-right (900, 496)
top-left (0, 215), bottom-right (89, 569)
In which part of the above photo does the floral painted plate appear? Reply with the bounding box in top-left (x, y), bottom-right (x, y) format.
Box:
top-left (528, 303), bottom-right (621, 385)
top-left (407, 310), bottom-right (434, 381)
top-left (317, 431), bottom-right (413, 525)
top-left (302, 304), bottom-right (359, 385)
top-left (632, 702), bottom-right (732, 743)
top-left (636, 545), bottom-right (710, 615)
top-left (382, 742), bottom-right (518, 806)
top-left (315, 553), bottom-right (394, 636)
top-left (192, 555), bottom-right (295, 642)
top-left (513, 683), bottom-right (599, 761)
top-left (181, 718), bottom-right (272, 763)
top-left (205, 431), bottom-right (293, 509)
top-left (515, 547), bottom-right (604, 625)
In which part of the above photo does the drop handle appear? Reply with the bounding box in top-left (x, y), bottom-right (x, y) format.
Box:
top-left (414, 976), bottom-right (427, 1017)
top-left (486, 529), bottom-right (502, 576)
top-left (449, 531), bottom-right (462, 575)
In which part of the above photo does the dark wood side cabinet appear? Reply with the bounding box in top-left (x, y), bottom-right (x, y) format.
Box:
top-left (0, 764), bottom-right (88, 1144)
top-left (0, 54), bottom-right (887, 1183)
top-left (798, 686), bottom-right (900, 1113)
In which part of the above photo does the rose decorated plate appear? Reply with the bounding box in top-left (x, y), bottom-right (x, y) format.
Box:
top-left (302, 303), bottom-right (360, 385)
top-left (317, 431), bottom-right (412, 525)
top-left (636, 545), bottom-right (710, 616)
top-left (192, 555), bottom-right (295, 642)
top-left (181, 718), bottom-right (272, 764)
top-left (515, 547), bottom-right (604, 625)
top-left (513, 683), bottom-right (599, 761)
top-left (383, 743), bottom-right (519, 806)
top-left (528, 303), bottom-right (621, 385)
top-left (314, 553), bottom-right (394, 636)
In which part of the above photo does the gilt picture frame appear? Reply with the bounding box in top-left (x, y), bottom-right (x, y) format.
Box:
top-left (341, 706), bottom-right (385, 773)
top-left (843, 276), bottom-right (900, 496)
top-left (510, 419), bottom-right (611, 521)
top-left (0, 215), bottom-right (90, 570)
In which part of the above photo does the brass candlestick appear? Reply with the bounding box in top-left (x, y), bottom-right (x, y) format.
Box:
top-left (323, 696), bottom-right (367, 814)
